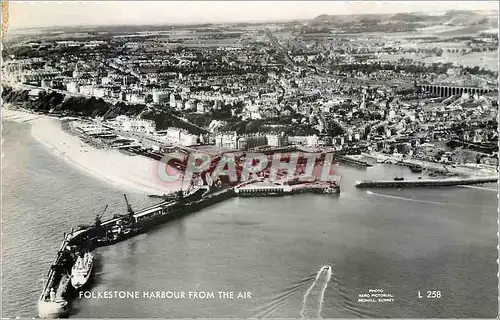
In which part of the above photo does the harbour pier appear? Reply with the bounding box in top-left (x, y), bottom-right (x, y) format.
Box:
top-left (355, 176), bottom-right (498, 188)
top-left (38, 228), bottom-right (94, 318)
top-left (38, 179), bottom-right (340, 318)
top-left (235, 181), bottom-right (340, 196)
top-left (235, 183), bottom-right (293, 196)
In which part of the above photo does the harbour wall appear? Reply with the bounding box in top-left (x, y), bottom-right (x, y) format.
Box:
top-left (235, 182), bottom-right (340, 197)
top-left (355, 176), bottom-right (498, 188)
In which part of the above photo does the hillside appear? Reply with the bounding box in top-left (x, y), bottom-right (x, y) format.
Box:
top-left (308, 10), bottom-right (497, 33)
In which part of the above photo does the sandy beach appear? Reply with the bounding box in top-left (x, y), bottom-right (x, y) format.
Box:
top-left (3, 107), bottom-right (181, 195)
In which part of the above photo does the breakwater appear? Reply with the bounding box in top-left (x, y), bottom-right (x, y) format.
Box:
top-left (355, 176), bottom-right (498, 188)
top-left (235, 182), bottom-right (340, 197)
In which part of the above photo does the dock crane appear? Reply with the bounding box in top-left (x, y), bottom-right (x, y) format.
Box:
top-left (96, 205), bottom-right (108, 224)
top-left (93, 205), bottom-right (108, 238)
top-left (123, 194), bottom-right (134, 218)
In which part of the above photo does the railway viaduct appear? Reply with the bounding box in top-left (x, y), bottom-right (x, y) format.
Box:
top-left (417, 84), bottom-right (497, 97)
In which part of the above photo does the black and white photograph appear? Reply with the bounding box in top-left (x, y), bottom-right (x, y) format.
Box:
top-left (1, 1), bottom-right (499, 318)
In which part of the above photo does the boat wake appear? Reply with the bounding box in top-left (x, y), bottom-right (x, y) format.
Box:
top-left (252, 274), bottom-right (317, 319)
top-left (316, 266), bottom-right (333, 318)
top-left (252, 266), bottom-right (333, 319)
top-left (366, 191), bottom-right (495, 208)
top-left (300, 265), bottom-right (332, 319)
top-left (299, 269), bottom-right (323, 318)
top-left (458, 185), bottom-right (497, 192)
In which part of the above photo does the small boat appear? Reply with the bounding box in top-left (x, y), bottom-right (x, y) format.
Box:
top-left (70, 251), bottom-right (94, 289)
top-left (394, 173), bottom-right (404, 181)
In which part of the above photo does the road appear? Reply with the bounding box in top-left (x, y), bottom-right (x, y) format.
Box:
top-left (264, 29), bottom-right (297, 70)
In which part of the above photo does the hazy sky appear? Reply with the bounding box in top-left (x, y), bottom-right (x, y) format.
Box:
top-left (7, 1), bottom-right (499, 30)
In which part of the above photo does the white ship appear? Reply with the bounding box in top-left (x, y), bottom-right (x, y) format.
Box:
top-left (70, 251), bottom-right (94, 289)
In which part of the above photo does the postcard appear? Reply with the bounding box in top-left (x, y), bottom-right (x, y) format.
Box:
top-left (1, 1), bottom-right (498, 318)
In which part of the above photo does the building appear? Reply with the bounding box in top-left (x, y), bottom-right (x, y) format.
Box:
top-left (215, 132), bottom-right (238, 149)
top-left (237, 134), bottom-right (267, 150)
top-left (66, 82), bottom-right (80, 94)
top-left (41, 79), bottom-right (53, 89)
top-left (196, 101), bottom-right (207, 114)
top-left (332, 136), bottom-right (345, 147)
top-left (288, 136), bottom-right (307, 145)
top-left (79, 85), bottom-right (94, 96)
top-left (266, 133), bottom-right (289, 147)
top-left (129, 93), bottom-right (146, 104)
top-left (170, 93), bottom-right (182, 107)
top-left (115, 115), bottom-right (129, 126)
top-left (306, 135), bottom-right (319, 147)
top-left (101, 77), bottom-right (112, 85)
top-left (152, 91), bottom-right (169, 104)
top-left (73, 63), bottom-right (81, 78)
top-left (185, 100), bottom-right (195, 111)
top-left (122, 119), bottom-right (156, 134)
top-left (93, 87), bottom-right (105, 98)
top-left (163, 127), bottom-right (198, 146)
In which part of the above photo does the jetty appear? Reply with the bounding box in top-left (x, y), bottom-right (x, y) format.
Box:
top-left (38, 228), bottom-right (95, 318)
top-left (355, 176), bottom-right (498, 188)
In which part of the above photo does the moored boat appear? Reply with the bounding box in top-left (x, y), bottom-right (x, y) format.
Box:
top-left (70, 251), bottom-right (94, 289)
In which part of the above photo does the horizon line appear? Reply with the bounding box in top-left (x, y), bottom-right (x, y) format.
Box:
top-left (8, 7), bottom-right (499, 32)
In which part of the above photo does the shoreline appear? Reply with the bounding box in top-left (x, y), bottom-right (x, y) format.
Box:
top-left (3, 107), bottom-right (496, 194)
top-left (3, 107), bottom-right (181, 196)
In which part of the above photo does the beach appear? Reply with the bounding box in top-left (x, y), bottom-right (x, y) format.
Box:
top-left (3, 107), bottom-right (181, 195)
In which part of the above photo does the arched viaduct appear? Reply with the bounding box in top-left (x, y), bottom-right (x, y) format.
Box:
top-left (418, 84), bottom-right (496, 97)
